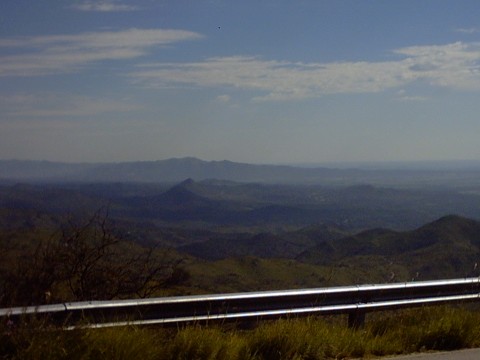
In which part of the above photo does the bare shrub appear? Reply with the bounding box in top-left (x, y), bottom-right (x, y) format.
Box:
top-left (1, 208), bottom-right (187, 306)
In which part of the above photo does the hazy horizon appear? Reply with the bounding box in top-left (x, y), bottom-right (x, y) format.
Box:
top-left (3, 156), bottom-right (480, 172)
top-left (2, 1), bottom-right (480, 164)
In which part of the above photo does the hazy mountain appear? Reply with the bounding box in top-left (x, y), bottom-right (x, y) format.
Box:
top-left (149, 179), bottom-right (217, 210)
top-left (2, 177), bottom-right (480, 232)
top-left (2, 157), bottom-right (480, 187)
top-left (0, 158), bottom-right (343, 183)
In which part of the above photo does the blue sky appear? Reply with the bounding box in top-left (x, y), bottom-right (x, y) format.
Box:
top-left (1, 0), bottom-right (480, 164)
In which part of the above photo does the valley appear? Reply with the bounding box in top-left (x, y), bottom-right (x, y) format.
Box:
top-left (2, 159), bottom-right (480, 306)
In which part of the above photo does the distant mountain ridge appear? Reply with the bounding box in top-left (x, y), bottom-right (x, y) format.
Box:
top-left (0, 158), bottom-right (348, 183)
top-left (2, 157), bottom-right (480, 186)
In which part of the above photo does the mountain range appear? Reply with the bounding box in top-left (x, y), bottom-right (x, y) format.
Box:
top-left (2, 175), bottom-right (480, 290)
top-left (2, 157), bottom-right (480, 187)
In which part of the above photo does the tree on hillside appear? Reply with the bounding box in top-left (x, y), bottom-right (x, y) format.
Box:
top-left (0, 209), bottom-right (188, 307)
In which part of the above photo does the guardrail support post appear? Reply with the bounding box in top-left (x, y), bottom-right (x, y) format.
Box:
top-left (348, 310), bottom-right (365, 329)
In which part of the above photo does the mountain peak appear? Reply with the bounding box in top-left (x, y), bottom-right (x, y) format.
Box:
top-left (154, 180), bottom-right (212, 210)
top-left (178, 178), bottom-right (195, 187)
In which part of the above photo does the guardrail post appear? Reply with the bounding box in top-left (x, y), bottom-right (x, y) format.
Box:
top-left (347, 310), bottom-right (365, 329)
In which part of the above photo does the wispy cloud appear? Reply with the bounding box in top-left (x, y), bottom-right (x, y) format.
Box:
top-left (395, 90), bottom-right (428, 102)
top-left (455, 27), bottom-right (480, 34)
top-left (0, 93), bottom-right (141, 118)
top-left (132, 56), bottom-right (401, 101)
top-left (130, 41), bottom-right (480, 101)
top-left (0, 28), bottom-right (203, 76)
top-left (71, 0), bottom-right (139, 12)
top-left (215, 94), bottom-right (231, 103)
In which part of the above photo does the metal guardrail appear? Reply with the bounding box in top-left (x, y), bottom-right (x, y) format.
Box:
top-left (1, 277), bottom-right (480, 329)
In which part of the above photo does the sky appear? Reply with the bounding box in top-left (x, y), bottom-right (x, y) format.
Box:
top-left (1, 0), bottom-right (480, 164)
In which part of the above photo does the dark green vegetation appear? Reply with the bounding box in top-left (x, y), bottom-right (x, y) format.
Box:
top-left (3, 307), bottom-right (480, 359)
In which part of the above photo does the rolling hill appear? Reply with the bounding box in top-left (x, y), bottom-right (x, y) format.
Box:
top-left (297, 215), bottom-right (480, 281)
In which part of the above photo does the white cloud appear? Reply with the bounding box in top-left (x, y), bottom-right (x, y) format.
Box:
top-left (0, 28), bottom-right (203, 76)
top-left (215, 94), bottom-right (231, 103)
top-left (131, 56), bottom-right (407, 101)
top-left (394, 42), bottom-right (480, 90)
top-left (71, 1), bottom-right (139, 12)
top-left (134, 57), bottom-right (370, 98)
top-left (0, 93), bottom-right (141, 118)
top-left (131, 41), bottom-right (480, 101)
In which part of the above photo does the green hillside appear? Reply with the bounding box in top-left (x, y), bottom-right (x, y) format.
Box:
top-left (297, 215), bottom-right (480, 281)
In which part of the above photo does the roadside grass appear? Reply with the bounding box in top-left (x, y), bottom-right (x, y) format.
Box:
top-left (2, 306), bottom-right (480, 359)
